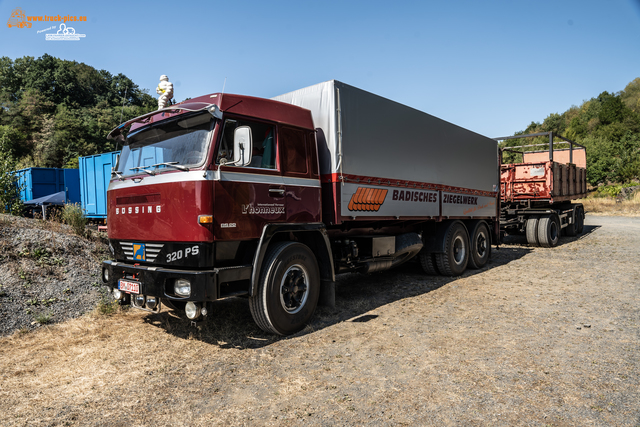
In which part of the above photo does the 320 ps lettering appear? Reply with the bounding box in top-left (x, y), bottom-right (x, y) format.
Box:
top-left (166, 246), bottom-right (200, 263)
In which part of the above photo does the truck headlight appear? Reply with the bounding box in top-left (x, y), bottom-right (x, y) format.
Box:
top-left (102, 267), bottom-right (110, 283)
top-left (145, 296), bottom-right (158, 310)
top-left (185, 302), bottom-right (201, 320)
top-left (174, 279), bottom-right (191, 296)
top-left (134, 294), bottom-right (146, 307)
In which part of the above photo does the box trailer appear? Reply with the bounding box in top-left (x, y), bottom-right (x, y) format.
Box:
top-left (79, 151), bottom-right (120, 220)
top-left (101, 80), bottom-right (503, 335)
top-left (15, 167), bottom-right (80, 204)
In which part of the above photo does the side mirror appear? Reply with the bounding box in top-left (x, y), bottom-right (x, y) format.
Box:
top-left (233, 126), bottom-right (252, 167)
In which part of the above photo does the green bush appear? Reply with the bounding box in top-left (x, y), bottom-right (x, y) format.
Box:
top-left (34, 313), bottom-right (52, 325)
top-left (595, 183), bottom-right (639, 198)
top-left (96, 297), bottom-right (120, 316)
top-left (61, 203), bottom-right (87, 236)
top-left (0, 146), bottom-right (23, 215)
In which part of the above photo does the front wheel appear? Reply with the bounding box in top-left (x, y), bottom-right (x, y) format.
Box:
top-left (249, 242), bottom-right (320, 335)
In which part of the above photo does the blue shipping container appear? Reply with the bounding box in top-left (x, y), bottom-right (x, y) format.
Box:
top-left (79, 151), bottom-right (120, 219)
top-left (15, 168), bottom-right (81, 204)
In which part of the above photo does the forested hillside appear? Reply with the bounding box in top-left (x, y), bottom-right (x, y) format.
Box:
top-left (0, 54), bottom-right (156, 169)
top-left (501, 78), bottom-right (640, 185)
top-left (1, 54), bottom-right (638, 186)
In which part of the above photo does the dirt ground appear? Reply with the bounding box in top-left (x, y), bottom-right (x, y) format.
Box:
top-left (0, 215), bottom-right (639, 426)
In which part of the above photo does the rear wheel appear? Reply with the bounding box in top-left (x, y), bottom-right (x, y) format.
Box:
top-left (468, 221), bottom-right (491, 269)
top-left (565, 207), bottom-right (578, 237)
top-left (565, 205), bottom-right (584, 237)
top-left (418, 250), bottom-right (439, 275)
top-left (435, 222), bottom-right (469, 276)
top-left (526, 216), bottom-right (539, 246)
top-left (576, 205), bottom-right (585, 234)
top-left (537, 214), bottom-right (560, 248)
top-left (249, 242), bottom-right (320, 335)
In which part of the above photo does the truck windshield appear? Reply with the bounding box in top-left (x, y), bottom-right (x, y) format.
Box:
top-left (116, 112), bottom-right (215, 176)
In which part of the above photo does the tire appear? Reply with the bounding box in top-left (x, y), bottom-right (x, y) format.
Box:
top-left (526, 216), bottom-right (539, 246)
top-left (249, 242), bottom-right (320, 335)
top-left (565, 206), bottom-right (578, 237)
top-left (435, 222), bottom-right (469, 276)
top-left (418, 250), bottom-right (439, 275)
top-left (576, 205), bottom-right (585, 234)
top-left (468, 221), bottom-right (491, 269)
top-left (537, 214), bottom-right (560, 248)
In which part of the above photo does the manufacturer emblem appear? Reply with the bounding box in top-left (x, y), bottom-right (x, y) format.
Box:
top-left (133, 243), bottom-right (146, 261)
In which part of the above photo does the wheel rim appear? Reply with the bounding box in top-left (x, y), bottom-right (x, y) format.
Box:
top-left (280, 264), bottom-right (309, 314)
top-left (475, 231), bottom-right (487, 258)
top-left (453, 235), bottom-right (466, 265)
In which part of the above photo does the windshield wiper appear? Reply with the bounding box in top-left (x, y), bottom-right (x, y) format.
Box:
top-left (129, 165), bottom-right (156, 176)
top-left (111, 168), bottom-right (125, 181)
top-left (151, 161), bottom-right (190, 171)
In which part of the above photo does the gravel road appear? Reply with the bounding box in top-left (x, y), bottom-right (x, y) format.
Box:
top-left (0, 215), bottom-right (638, 426)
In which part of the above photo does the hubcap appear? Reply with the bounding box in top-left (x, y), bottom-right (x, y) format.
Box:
top-left (453, 235), bottom-right (466, 265)
top-left (476, 232), bottom-right (487, 257)
top-left (280, 264), bottom-right (309, 314)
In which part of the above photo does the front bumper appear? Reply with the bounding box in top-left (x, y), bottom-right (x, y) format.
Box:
top-left (101, 260), bottom-right (252, 302)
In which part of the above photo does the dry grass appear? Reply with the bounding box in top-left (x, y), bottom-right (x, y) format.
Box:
top-left (580, 191), bottom-right (640, 216)
top-left (1, 216), bottom-right (639, 425)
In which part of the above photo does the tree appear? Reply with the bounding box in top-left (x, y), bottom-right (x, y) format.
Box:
top-left (509, 81), bottom-right (640, 185)
top-left (0, 54), bottom-right (157, 169)
top-left (0, 134), bottom-right (23, 215)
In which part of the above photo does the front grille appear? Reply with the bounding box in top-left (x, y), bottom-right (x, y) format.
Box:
top-left (120, 242), bottom-right (164, 262)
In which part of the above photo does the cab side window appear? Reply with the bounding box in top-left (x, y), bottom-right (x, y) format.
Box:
top-left (217, 119), bottom-right (276, 169)
top-left (280, 127), bottom-right (308, 176)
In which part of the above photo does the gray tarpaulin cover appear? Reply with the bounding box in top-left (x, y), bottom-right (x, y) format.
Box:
top-left (273, 80), bottom-right (498, 193)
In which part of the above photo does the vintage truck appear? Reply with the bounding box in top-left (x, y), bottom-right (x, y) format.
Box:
top-left (102, 80), bottom-right (579, 335)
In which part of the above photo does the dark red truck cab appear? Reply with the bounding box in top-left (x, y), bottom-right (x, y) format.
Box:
top-left (102, 93), bottom-right (331, 334)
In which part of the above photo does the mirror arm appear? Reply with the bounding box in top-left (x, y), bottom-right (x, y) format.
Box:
top-left (220, 142), bottom-right (246, 167)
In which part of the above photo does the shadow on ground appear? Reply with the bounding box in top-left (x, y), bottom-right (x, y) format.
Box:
top-left (141, 242), bottom-right (539, 349)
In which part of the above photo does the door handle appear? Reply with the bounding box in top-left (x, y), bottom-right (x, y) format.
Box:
top-left (269, 187), bottom-right (285, 197)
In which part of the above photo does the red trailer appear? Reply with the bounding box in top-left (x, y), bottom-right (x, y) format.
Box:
top-left (497, 132), bottom-right (587, 247)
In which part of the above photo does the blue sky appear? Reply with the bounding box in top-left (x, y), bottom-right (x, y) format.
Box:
top-left (2, 0), bottom-right (639, 138)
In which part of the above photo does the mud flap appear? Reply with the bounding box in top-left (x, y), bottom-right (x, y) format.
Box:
top-left (318, 279), bottom-right (335, 308)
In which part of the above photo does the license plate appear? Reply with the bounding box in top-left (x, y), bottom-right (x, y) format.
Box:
top-left (118, 279), bottom-right (140, 294)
